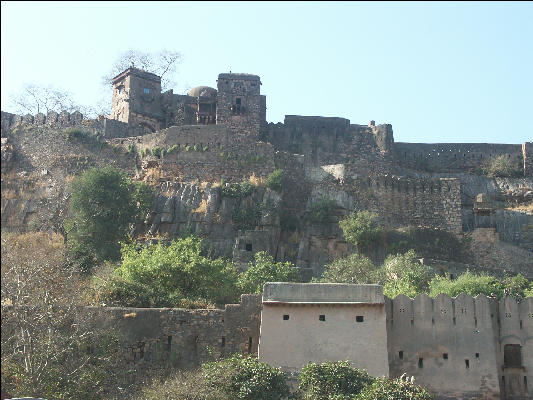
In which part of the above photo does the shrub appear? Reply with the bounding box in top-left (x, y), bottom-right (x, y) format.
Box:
top-left (319, 253), bottom-right (378, 284)
top-left (237, 251), bottom-right (299, 294)
top-left (98, 236), bottom-right (239, 307)
top-left (298, 361), bottom-right (374, 400)
top-left (62, 128), bottom-right (85, 140)
top-left (280, 213), bottom-right (300, 232)
top-left (151, 146), bottom-right (164, 158)
top-left (309, 197), bottom-right (338, 225)
top-left (429, 271), bottom-right (505, 298)
top-left (232, 204), bottom-right (262, 231)
top-left (481, 155), bottom-right (523, 178)
top-left (266, 169), bottom-right (284, 191)
top-left (503, 274), bottom-right (533, 298)
top-left (127, 143), bottom-right (136, 155)
top-left (381, 250), bottom-right (431, 299)
top-left (222, 181), bottom-right (255, 198)
top-left (167, 144), bottom-right (179, 154)
top-left (356, 375), bottom-right (434, 400)
top-left (202, 354), bottom-right (290, 400)
top-left (339, 210), bottom-right (382, 252)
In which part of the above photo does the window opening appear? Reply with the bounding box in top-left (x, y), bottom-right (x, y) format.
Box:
top-left (248, 337), bottom-right (253, 354)
top-left (504, 344), bottom-right (522, 368)
top-left (283, 314), bottom-right (289, 320)
top-left (221, 337), bottom-right (225, 347)
top-left (465, 359), bottom-right (470, 369)
top-left (443, 353), bottom-right (448, 359)
top-left (245, 243), bottom-right (253, 252)
top-left (319, 315), bottom-right (326, 321)
top-left (356, 316), bottom-right (364, 322)
top-left (418, 358), bottom-right (423, 368)
top-left (144, 88), bottom-right (150, 94)
top-left (399, 351), bottom-right (404, 359)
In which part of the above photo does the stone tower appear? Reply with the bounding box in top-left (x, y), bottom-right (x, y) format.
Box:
top-left (216, 73), bottom-right (266, 136)
top-left (110, 67), bottom-right (163, 133)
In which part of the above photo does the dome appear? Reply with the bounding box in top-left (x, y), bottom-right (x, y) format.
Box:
top-left (187, 86), bottom-right (217, 98)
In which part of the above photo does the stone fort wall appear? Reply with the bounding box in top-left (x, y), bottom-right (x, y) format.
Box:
top-left (75, 294), bottom-right (531, 399)
top-left (395, 142), bottom-right (531, 177)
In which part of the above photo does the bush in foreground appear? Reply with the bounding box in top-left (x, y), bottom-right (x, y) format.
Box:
top-left (356, 375), bottom-right (434, 400)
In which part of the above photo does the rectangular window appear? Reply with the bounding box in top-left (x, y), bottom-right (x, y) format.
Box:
top-left (283, 314), bottom-right (289, 320)
top-left (504, 344), bottom-right (522, 368)
top-left (221, 337), bottom-right (225, 347)
top-left (144, 88), bottom-right (150, 94)
top-left (465, 359), bottom-right (470, 369)
top-left (475, 353), bottom-right (479, 358)
top-left (236, 98), bottom-right (241, 105)
top-left (443, 353), bottom-right (448, 360)
top-left (248, 337), bottom-right (253, 354)
top-left (245, 243), bottom-right (253, 251)
top-left (356, 316), bottom-right (364, 322)
top-left (418, 358), bottom-right (423, 368)
top-left (319, 315), bottom-right (325, 321)
top-left (399, 351), bottom-right (403, 359)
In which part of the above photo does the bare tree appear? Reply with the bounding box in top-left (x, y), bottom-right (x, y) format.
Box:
top-left (9, 84), bottom-right (80, 115)
top-left (103, 49), bottom-right (182, 91)
top-left (1, 232), bottom-right (128, 399)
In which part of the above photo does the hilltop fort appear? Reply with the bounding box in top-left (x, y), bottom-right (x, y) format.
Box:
top-left (1, 67), bottom-right (532, 399)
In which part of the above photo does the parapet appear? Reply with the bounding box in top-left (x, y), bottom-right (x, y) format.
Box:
top-left (111, 67), bottom-right (161, 84)
top-left (262, 283), bottom-right (384, 304)
top-left (218, 73), bottom-right (261, 81)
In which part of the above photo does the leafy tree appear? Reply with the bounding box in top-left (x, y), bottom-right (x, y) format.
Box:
top-left (99, 236), bottom-right (239, 307)
top-left (503, 274), bottom-right (533, 298)
top-left (309, 197), bottom-right (338, 225)
top-left (428, 271), bottom-right (505, 298)
top-left (1, 233), bottom-right (127, 400)
top-left (237, 251), bottom-right (299, 294)
top-left (356, 375), bottom-right (434, 400)
top-left (318, 253), bottom-right (378, 284)
top-left (266, 169), bottom-right (285, 191)
top-left (381, 250), bottom-right (431, 299)
top-left (339, 210), bottom-right (382, 253)
top-left (202, 354), bottom-right (290, 400)
top-left (66, 166), bottom-right (152, 273)
top-left (298, 361), bottom-right (374, 400)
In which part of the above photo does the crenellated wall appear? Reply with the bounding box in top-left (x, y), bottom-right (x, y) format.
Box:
top-left (1, 110), bottom-right (85, 133)
top-left (386, 294), bottom-right (532, 399)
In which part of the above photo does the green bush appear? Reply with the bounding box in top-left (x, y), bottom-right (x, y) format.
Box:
top-left (298, 361), bottom-right (374, 400)
top-left (222, 181), bottom-right (255, 198)
top-left (167, 144), bottom-right (179, 154)
top-left (318, 253), bottom-right (378, 284)
top-left (202, 354), bottom-right (290, 400)
top-left (429, 271), bottom-right (505, 298)
top-left (237, 251), bottom-right (299, 294)
top-left (481, 155), bottom-right (523, 178)
top-left (127, 143), bottom-right (136, 155)
top-left (151, 146), bottom-right (164, 158)
top-left (339, 210), bottom-right (382, 252)
top-left (381, 250), bottom-right (431, 299)
top-left (98, 236), bottom-right (239, 307)
top-left (231, 204), bottom-right (262, 231)
top-left (356, 375), bottom-right (434, 400)
top-left (62, 128), bottom-right (85, 140)
top-left (309, 197), bottom-right (338, 225)
top-left (503, 274), bottom-right (533, 298)
top-left (266, 169), bottom-right (284, 191)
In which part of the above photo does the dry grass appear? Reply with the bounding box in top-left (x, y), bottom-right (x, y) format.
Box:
top-left (192, 199), bottom-right (208, 215)
top-left (249, 173), bottom-right (266, 187)
top-left (506, 201), bottom-right (533, 213)
top-left (213, 212), bottom-right (222, 224)
top-left (2, 188), bottom-right (18, 199)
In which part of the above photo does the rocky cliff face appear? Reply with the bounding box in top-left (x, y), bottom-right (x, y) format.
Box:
top-left (1, 119), bottom-right (532, 278)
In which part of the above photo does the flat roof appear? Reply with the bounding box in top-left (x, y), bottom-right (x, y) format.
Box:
top-left (262, 283), bottom-right (384, 304)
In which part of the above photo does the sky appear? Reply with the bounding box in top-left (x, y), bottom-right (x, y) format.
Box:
top-left (1, 1), bottom-right (532, 144)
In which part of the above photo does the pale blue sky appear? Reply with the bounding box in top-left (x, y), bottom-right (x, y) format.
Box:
top-left (1, 1), bottom-right (532, 143)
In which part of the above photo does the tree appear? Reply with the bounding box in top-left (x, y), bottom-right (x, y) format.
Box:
top-left (309, 197), bottom-right (338, 225)
top-left (103, 49), bottom-right (182, 91)
top-left (202, 354), bottom-right (290, 400)
top-left (481, 155), bottom-right (523, 178)
top-left (9, 83), bottom-right (80, 115)
top-left (1, 233), bottom-right (127, 400)
top-left (266, 169), bottom-right (285, 191)
top-left (298, 361), bottom-right (374, 400)
top-left (237, 251), bottom-right (299, 294)
top-left (339, 210), bottom-right (382, 253)
top-left (98, 236), bottom-right (239, 307)
top-left (428, 271), bottom-right (505, 298)
top-left (356, 375), bottom-right (434, 400)
top-left (66, 166), bottom-right (152, 273)
top-left (318, 253), bottom-right (378, 284)
top-left (381, 250), bottom-right (431, 299)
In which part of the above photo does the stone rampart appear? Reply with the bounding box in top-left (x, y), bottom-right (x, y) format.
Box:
top-left (81, 294), bottom-right (262, 371)
top-left (395, 142), bottom-right (524, 174)
top-left (1, 110), bottom-right (86, 134)
top-left (523, 142), bottom-right (533, 177)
